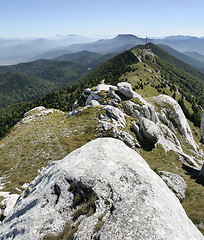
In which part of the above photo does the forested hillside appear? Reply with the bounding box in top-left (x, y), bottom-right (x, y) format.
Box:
top-left (0, 51), bottom-right (113, 109)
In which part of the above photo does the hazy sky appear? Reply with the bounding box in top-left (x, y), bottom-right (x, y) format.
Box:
top-left (1, 0), bottom-right (204, 38)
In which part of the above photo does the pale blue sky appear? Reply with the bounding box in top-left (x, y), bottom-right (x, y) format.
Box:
top-left (1, 0), bottom-right (204, 38)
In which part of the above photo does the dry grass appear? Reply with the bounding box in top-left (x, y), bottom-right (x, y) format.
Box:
top-left (0, 107), bottom-right (102, 192)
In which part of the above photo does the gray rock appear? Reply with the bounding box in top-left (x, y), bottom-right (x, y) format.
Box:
top-left (124, 101), bottom-right (140, 119)
top-left (66, 109), bottom-right (83, 119)
top-left (95, 83), bottom-right (117, 91)
top-left (0, 194), bottom-right (19, 219)
top-left (85, 92), bottom-right (102, 106)
top-left (0, 138), bottom-right (203, 240)
top-left (98, 121), bottom-right (135, 148)
top-left (139, 117), bottom-right (160, 145)
top-left (160, 171), bottom-right (187, 203)
top-left (117, 82), bottom-right (135, 98)
top-left (89, 100), bottom-right (100, 107)
top-left (83, 88), bottom-right (92, 95)
top-left (158, 112), bottom-right (175, 131)
top-left (104, 105), bottom-right (126, 128)
top-left (178, 153), bottom-right (199, 168)
top-left (124, 100), bottom-right (159, 124)
top-left (72, 101), bottom-right (79, 111)
top-left (107, 91), bottom-right (121, 102)
top-left (98, 113), bottom-right (104, 120)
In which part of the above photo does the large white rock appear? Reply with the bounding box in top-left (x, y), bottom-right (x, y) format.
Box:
top-left (0, 138), bottom-right (203, 240)
top-left (150, 95), bottom-right (198, 151)
top-left (0, 194), bottom-right (19, 218)
top-left (139, 117), bottom-right (160, 145)
top-left (117, 82), bottom-right (144, 101)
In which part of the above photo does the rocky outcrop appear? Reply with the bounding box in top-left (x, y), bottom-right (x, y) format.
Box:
top-left (98, 121), bottom-right (137, 148)
top-left (160, 171), bottom-right (187, 203)
top-left (149, 95), bottom-right (198, 151)
top-left (66, 82), bottom-right (201, 168)
top-left (22, 106), bottom-right (64, 123)
top-left (0, 138), bottom-right (203, 240)
top-left (0, 193), bottom-right (19, 220)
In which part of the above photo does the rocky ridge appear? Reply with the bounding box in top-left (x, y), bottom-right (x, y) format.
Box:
top-left (67, 81), bottom-right (203, 168)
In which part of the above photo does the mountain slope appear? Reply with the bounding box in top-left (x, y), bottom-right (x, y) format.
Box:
top-left (0, 72), bottom-right (56, 108)
top-left (184, 51), bottom-right (204, 62)
top-left (157, 44), bottom-right (204, 72)
top-left (0, 59), bottom-right (59, 74)
top-left (0, 52), bottom-right (114, 109)
top-left (54, 50), bottom-right (103, 62)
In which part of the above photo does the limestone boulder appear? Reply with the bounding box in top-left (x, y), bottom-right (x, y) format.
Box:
top-left (89, 100), bottom-right (100, 107)
top-left (150, 95), bottom-right (198, 151)
top-left (117, 82), bottom-right (135, 98)
top-left (85, 92), bottom-right (102, 106)
top-left (0, 193), bottom-right (19, 219)
top-left (139, 117), bottom-right (161, 145)
top-left (0, 138), bottom-right (203, 240)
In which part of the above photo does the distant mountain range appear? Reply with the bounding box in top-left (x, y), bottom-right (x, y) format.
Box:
top-left (1, 34), bottom-right (204, 66)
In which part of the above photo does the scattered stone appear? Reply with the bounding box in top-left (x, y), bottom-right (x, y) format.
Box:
top-left (160, 171), bottom-right (187, 203)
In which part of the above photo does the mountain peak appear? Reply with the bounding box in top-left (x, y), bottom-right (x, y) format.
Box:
top-left (114, 34), bottom-right (140, 40)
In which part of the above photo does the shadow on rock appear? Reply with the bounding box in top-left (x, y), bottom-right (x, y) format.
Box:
top-left (182, 164), bottom-right (204, 186)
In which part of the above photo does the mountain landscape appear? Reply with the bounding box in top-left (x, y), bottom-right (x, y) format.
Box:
top-left (0, 40), bottom-right (204, 239)
top-left (2, 34), bottom-right (204, 66)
